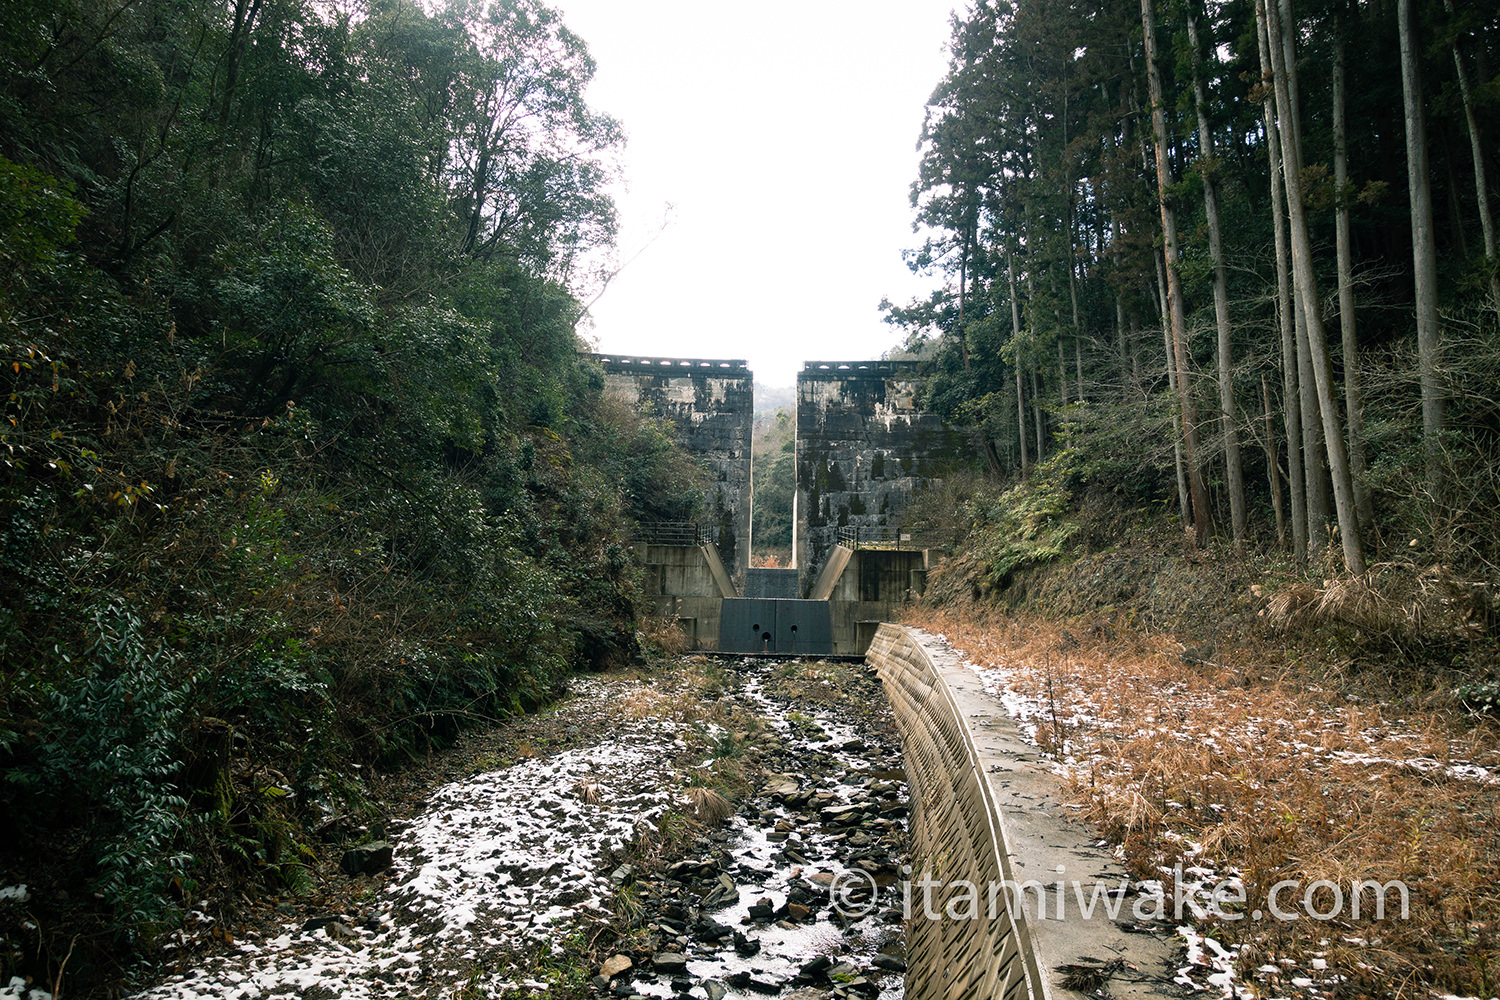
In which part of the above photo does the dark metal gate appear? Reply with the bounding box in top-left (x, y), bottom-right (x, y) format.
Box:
top-left (719, 599), bottom-right (833, 656)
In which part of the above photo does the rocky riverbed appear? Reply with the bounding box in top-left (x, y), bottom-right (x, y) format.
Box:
top-left (595, 658), bottom-right (909, 1000)
top-left (129, 656), bottom-right (909, 1000)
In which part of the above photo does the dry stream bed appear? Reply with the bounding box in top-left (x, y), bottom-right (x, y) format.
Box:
top-left (122, 657), bottom-right (910, 1000)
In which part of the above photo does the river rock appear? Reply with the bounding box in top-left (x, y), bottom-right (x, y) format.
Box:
top-left (600, 954), bottom-right (633, 977)
top-left (819, 803), bottom-right (864, 824)
top-left (764, 774), bottom-right (800, 797)
top-left (667, 858), bottom-right (713, 880)
top-left (696, 916), bottom-right (732, 941)
top-left (652, 952), bottom-right (688, 972)
top-left (797, 955), bottom-right (832, 981)
top-left (726, 970), bottom-right (784, 994)
top-left (339, 840), bottom-right (393, 875)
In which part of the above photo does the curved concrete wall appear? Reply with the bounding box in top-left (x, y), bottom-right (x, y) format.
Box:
top-left (865, 623), bottom-right (1047, 1000)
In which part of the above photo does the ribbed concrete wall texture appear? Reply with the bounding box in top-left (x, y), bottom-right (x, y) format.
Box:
top-left (795, 361), bottom-right (966, 596)
top-left (865, 624), bottom-right (1046, 1000)
top-left (593, 355), bottom-right (754, 588)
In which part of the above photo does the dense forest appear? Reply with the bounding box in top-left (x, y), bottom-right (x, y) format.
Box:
top-left (0, 0), bottom-right (706, 988)
top-left (887, 0), bottom-right (1500, 587)
top-left (6, 0), bottom-right (1500, 991)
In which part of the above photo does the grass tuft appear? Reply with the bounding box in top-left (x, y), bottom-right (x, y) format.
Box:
top-left (685, 787), bottom-right (735, 825)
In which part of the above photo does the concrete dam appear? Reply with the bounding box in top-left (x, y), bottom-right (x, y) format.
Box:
top-left (591, 354), bottom-right (966, 657)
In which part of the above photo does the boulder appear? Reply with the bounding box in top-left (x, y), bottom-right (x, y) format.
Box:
top-left (339, 840), bottom-right (393, 876)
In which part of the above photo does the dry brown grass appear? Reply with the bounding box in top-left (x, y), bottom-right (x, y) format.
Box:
top-left (1259, 562), bottom-right (1492, 649)
top-left (902, 603), bottom-right (1500, 999)
top-left (572, 777), bottom-right (600, 805)
top-left (685, 786), bottom-right (735, 825)
top-left (638, 615), bottom-right (692, 657)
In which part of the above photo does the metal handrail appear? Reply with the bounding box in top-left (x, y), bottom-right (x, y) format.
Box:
top-left (836, 524), bottom-right (929, 550)
top-left (633, 522), bottom-right (720, 547)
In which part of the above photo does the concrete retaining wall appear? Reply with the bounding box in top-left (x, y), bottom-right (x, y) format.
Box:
top-left (638, 542), bottom-right (734, 649)
top-left (815, 547), bottom-right (928, 656)
top-left (865, 624), bottom-right (1045, 1000)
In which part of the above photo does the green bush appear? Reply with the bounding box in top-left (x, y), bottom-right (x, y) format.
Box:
top-left (13, 601), bottom-right (195, 943)
top-left (966, 449), bottom-right (1082, 589)
top-left (1456, 681), bottom-right (1500, 717)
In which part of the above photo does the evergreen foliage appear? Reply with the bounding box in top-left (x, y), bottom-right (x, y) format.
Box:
top-left (0, 0), bottom-right (704, 987)
top-left (891, 0), bottom-right (1500, 581)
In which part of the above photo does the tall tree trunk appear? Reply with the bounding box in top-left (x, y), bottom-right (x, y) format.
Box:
top-left (1009, 253), bottom-right (1031, 475)
top-left (1333, 16), bottom-right (1375, 537)
top-left (1031, 367), bottom-right (1045, 461)
top-left (1130, 319), bottom-right (1143, 397)
top-left (1156, 256), bottom-right (1192, 525)
top-left (1398, 0), bottom-right (1446, 500)
top-left (1143, 0), bottom-right (1211, 547)
top-left (1075, 335), bottom-right (1085, 403)
top-left (957, 197), bottom-right (973, 370)
top-left (1263, 373), bottom-right (1287, 548)
top-left (1296, 291), bottom-right (1330, 558)
top-left (1186, 0), bottom-right (1247, 549)
top-left (1025, 250), bottom-right (1046, 462)
top-left (1258, 5), bottom-right (1308, 567)
top-left (1260, 0), bottom-right (1367, 573)
top-left (1059, 340), bottom-right (1068, 405)
top-left (1446, 0), bottom-right (1500, 308)
top-left (214, 0), bottom-right (269, 174)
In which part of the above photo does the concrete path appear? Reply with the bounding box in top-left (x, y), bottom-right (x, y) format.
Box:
top-left (907, 630), bottom-right (1186, 999)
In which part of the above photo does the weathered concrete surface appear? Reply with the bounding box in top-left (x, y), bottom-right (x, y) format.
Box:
top-left (795, 361), bottom-right (965, 595)
top-left (593, 355), bottom-right (753, 588)
top-left (818, 546), bottom-right (927, 656)
top-left (637, 542), bottom-right (734, 649)
top-left (743, 567), bottom-right (798, 599)
top-left (867, 624), bottom-right (1183, 1000)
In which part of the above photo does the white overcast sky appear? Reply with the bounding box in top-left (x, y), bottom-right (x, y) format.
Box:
top-left (549, 1), bottom-right (958, 388)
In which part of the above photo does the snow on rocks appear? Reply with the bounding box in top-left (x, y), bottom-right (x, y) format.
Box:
top-left (136, 683), bottom-right (688, 999)
top-left (132, 661), bottom-right (910, 1000)
top-left (0, 976), bottom-right (51, 1000)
